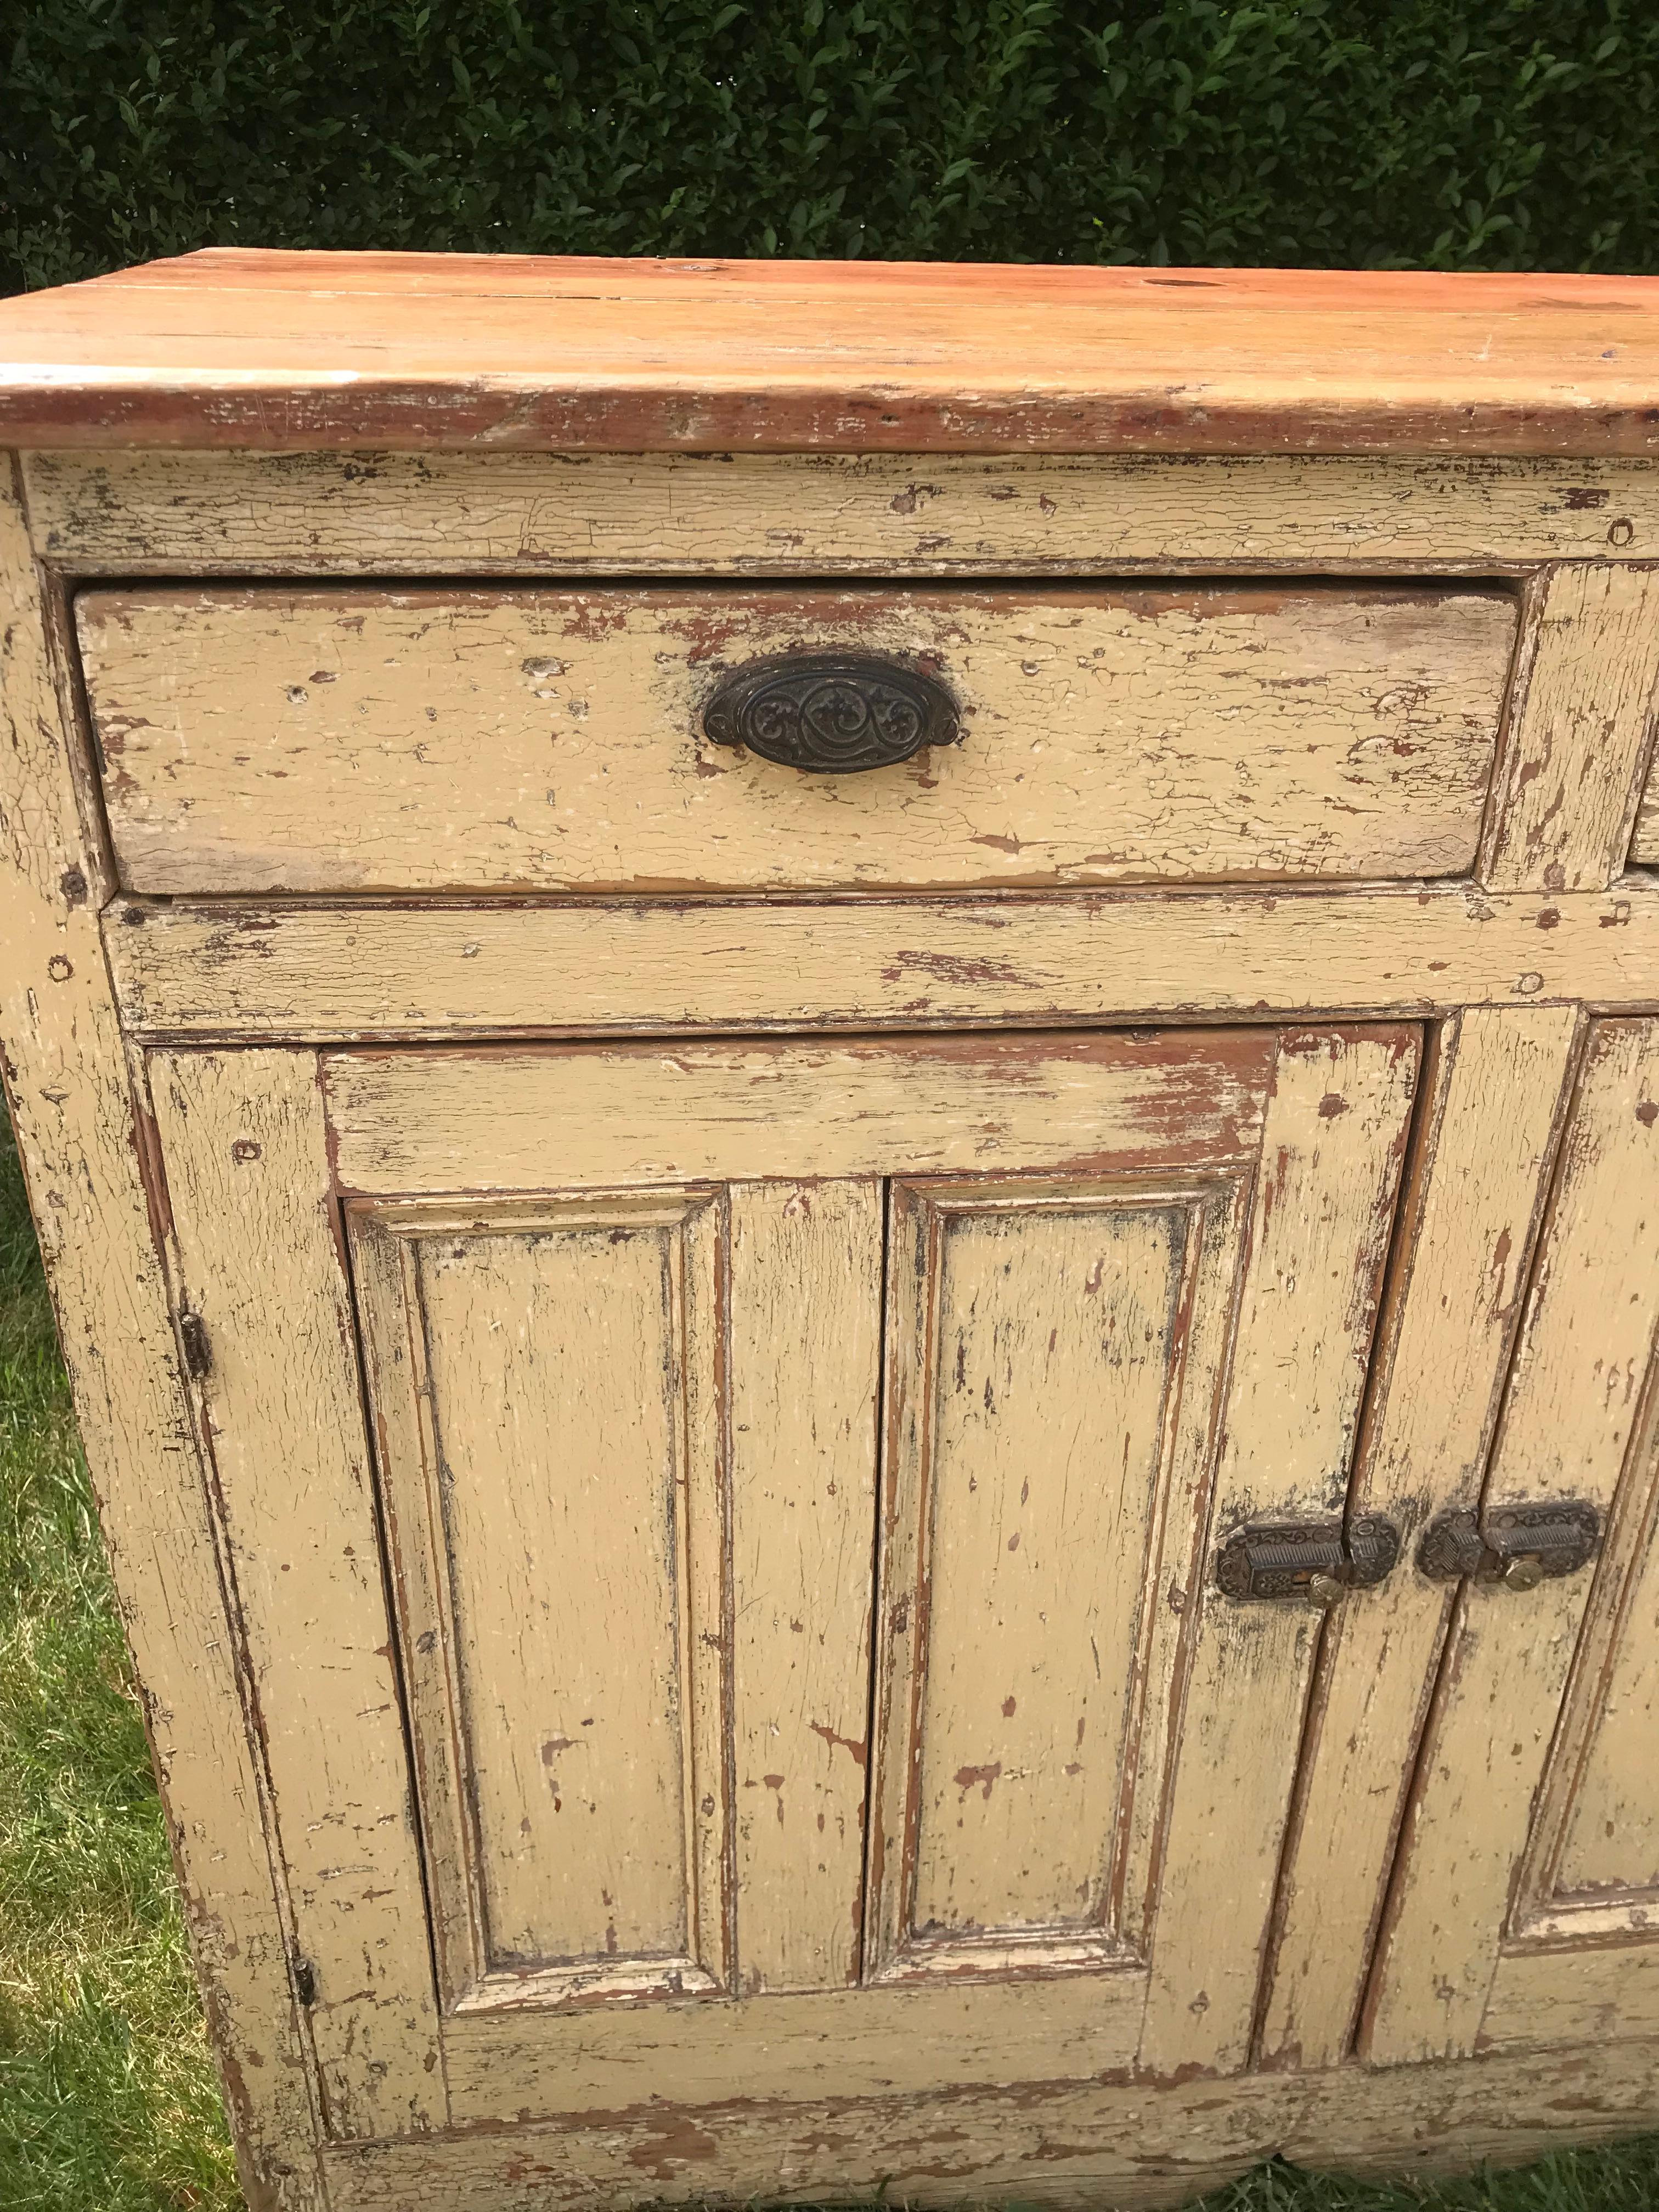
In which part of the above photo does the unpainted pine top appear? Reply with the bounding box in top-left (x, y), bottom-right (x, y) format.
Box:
top-left (0, 249), bottom-right (1657, 454)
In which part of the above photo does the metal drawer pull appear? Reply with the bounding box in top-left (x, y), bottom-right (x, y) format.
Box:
top-left (703, 651), bottom-right (960, 773)
top-left (1215, 1512), bottom-right (1401, 1604)
top-left (1417, 1502), bottom-right (1600, 1589)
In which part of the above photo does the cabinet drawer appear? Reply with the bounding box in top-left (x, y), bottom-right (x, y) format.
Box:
top-left (78, 581), bottom-right (1517, 895)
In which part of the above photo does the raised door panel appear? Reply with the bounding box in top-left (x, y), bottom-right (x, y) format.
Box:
top-left (867, 1173), bottom-right (1247, 1984)
top-left (1363, 1018), bottom-right (1659, 2063)
top-left (352, 1193), bottom-right (735, 2010)
top-left (150, 1026), bottom-right (1415, 2141)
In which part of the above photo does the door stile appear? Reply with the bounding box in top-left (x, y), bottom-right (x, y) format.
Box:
top-left (854, 1172), bottom-right (894, 1994)
top-left (148, 1046), bottom-right (448, 2139)
top-left (347, 1211), bottom-right (482, 2013)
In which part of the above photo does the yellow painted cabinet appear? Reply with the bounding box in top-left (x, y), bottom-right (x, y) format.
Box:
top-left (8, 331), bottom-right (1659, 2196)
top-left (149, 1025), bottom-right (1417, 2137)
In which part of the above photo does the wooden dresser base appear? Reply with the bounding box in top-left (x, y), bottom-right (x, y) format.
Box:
top-left (321, 2040), bottom-right (1659, 2210)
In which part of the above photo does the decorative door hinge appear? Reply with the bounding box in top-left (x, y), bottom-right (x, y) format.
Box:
top-left (1215, 1512), bottom-right (1401, 1604)
top-left (1418, 1503), bottom-right (1600, 1590)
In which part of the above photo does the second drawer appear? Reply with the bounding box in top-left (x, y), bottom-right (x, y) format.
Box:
top-left (78, 580), bottom-right (1517, 895)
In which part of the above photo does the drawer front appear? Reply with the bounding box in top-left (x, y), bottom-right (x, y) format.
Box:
top-left (78, 582), bottom-right (1516, 895)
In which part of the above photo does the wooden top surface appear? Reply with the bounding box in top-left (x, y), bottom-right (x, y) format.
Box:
top-left (2, 249), bottom-right (1658, 454)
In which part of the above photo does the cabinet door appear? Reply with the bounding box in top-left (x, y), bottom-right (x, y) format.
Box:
top-left (149, 1027), bottom-right (1415, 2142)
top-left (1363, 1018), bottom-right (1659, 2062)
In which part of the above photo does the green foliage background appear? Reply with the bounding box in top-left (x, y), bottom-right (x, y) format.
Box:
top-left (4, 0), bottom-right (1659, 296)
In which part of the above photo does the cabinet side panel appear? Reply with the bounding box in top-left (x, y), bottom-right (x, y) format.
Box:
top-left (0, 472), bottom-right (323, 2207)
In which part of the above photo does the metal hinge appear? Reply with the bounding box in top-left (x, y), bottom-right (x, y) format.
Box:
top-left (177, 1307), bottom-right (212, 1379)
top-left (1215, 1511), bottom-right (1401, 1605)
top-left (291, 1956), bottom-right (318, 2008)
top-left (1418, 1503), bottom-right (1600, 1591)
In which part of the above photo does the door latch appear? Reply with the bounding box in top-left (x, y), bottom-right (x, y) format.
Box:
top-left (1215, 1512), bottom-right (1401, 1605)
top-left (1417, 1503), bottom-right (1600, 1590)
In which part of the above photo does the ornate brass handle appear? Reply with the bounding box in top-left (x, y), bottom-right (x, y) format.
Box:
top-left (702, 652), bottom-right (960, 774)
top-left (1215, 1513), bottom-right (1402, 1605)
top-left (1417, 1503), bottom-right (1600, 1588)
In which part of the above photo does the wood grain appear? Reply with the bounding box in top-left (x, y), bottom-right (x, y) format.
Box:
top-left (1482, 565), bottom-right (1659, 892)
top-left (1363, 1019), bottom-right (1659, 2066)
top-left (30, 449), bottom-right (1659, 578)
top-left (149, 1049), bottom-right (444, 2137)
top-left (1483, 1946), bottom-right (1659, 2049)
top-left (102, 882), bottom-right (1659, 1046)
top-left (8, 253), bottom-right (1659, 452)
top-left (442, 1971), bottom-right (1149, 2119)
top-left (75, 582), bottom-right (1516, 895)
top-left (0, 475), bottom-right (324, 2207)
top-left (1257, 1006), bottom-right (1581, 2073)
top-left (1139, 1027), bottom-right (1419, 2076)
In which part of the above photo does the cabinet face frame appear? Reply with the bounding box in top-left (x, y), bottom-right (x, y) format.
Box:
top-left (7, 448), bottom-right (1659, 2209)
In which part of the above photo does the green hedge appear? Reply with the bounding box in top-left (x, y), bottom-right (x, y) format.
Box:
top-left (4, 1), bottom-right (1659, 294)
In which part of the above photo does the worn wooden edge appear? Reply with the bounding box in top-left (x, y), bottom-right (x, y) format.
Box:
top-left (317, 2036), bottom-right (1659, 2212)
top-left (23, 450), bottom-right (1659, 580)
top-left (15, 388), bottom-right (1659, 458)
top-left (0, 464), bottom-right (325, 2201)
top-left (7, 253), bottom-right (1659, 459)
top-left (100, 883), bottom-right (1659, 1042)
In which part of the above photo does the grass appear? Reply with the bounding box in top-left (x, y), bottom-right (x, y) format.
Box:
top-left (0, 1105), bottom-right (1654, 2210)
top-left (0, 1115), bottom-right (240, 2209)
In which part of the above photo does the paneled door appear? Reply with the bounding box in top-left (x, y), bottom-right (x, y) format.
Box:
top-left (1363, 1018), bottom-right (1659, 2063)
top-left (148, 1026), bottom-right (1415, 2141)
